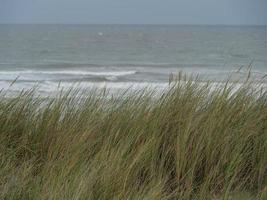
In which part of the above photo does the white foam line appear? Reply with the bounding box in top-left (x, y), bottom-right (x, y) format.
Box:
top-left (0, 70), bottom-right (137, 76)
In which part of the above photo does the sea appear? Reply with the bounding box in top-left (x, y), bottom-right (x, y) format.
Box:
top-left (0, 24), bottom-right (267, 94)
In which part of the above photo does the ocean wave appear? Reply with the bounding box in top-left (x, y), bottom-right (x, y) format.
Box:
top-left (0, 70), bottom-right (137, 77)
top-left (0, 80), bottom-right (170, 94)
top-left (2, 80), bottom-right (266, 97)
top-left (0, 60), bottom-right (174, 67)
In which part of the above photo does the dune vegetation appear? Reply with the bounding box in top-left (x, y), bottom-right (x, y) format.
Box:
top-left (0, 76), bottom-right (267, 200)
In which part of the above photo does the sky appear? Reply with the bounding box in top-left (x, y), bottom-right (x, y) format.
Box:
top-left (0, 0), bottom-right (267, 25)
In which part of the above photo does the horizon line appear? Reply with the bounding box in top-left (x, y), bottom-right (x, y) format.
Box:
top-left (0, 23), bottom-right (267, 27)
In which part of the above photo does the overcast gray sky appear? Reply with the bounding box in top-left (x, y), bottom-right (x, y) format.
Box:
top-left (1, 0), bottom-right (267, 25)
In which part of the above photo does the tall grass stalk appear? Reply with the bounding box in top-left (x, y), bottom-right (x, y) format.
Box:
top-left (0, 77), bottom-right (266, 199)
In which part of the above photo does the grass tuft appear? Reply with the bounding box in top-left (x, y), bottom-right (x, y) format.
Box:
top-left (0, 77), bottom-right (267, 199)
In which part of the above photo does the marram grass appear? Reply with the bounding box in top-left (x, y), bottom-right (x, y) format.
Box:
top-left (0, 79), bottom-right (267, 200)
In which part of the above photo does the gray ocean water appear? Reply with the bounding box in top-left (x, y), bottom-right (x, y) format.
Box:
top-left (0, 25), bottom-right (267, 93)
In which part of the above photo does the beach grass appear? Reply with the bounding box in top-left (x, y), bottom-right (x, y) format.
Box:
top-left (0, 77), bottom-right (267, 200)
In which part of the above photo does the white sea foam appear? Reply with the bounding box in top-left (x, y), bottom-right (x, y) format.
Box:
top-left (2, 80), bottom-right (266, 98)
top-left (0, 80), bottom-right (170, 97)
top-left (0, 70), bottom-right (137, 76)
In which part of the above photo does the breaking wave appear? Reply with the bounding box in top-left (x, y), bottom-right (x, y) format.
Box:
top-left (0, 70), bottom-right (137, 76)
